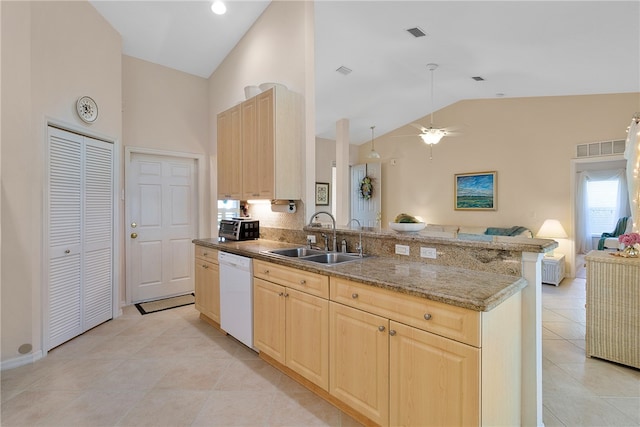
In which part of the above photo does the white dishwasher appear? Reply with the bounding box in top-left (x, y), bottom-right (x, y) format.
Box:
top-left (218, 251), bottom-right (254, 349)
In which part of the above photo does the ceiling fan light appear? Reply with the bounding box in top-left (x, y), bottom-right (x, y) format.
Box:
top-left (420, 128), bottom-right (446, 145)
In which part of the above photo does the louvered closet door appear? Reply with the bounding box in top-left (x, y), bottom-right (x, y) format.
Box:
top-left (47, 127), bottom-right (113, 351)
top-left (83, 137), bottom-right (113, 330)
top-left (48, 128), bottom-right (83, 349)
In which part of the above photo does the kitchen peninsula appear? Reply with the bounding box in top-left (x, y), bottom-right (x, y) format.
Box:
top-left (194, 229), bottom-right (554, 426)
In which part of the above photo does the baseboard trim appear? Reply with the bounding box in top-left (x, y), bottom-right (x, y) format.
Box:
top-left (1, 350), bottom-right (44, 371)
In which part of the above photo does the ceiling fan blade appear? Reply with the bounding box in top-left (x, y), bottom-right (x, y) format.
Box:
top-left (409, 123), bottom-right (428, 132)
top-left (391, 134), bottom-right (421, 138)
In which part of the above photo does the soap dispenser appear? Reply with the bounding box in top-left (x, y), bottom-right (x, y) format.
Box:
top-left (341, 239), bottom-right (347, 253)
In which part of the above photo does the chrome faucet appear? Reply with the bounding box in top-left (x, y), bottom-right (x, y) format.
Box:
top-left (309, 211), bottom-right (337, 252)
top-left (347, 218), bottom-right (363, 257)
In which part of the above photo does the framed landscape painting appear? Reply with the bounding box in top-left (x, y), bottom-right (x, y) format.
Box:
top-left (454, 171), bottom-right (497, 210)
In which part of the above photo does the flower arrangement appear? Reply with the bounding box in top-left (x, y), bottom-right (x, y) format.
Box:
top-left (618, 232), bottom-right (640, 247)
top-left (618, 232), bottom-right (640, 257)
top-left (360, 176), bottom-right (373, 200)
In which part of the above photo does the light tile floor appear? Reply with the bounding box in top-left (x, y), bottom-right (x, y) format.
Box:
top-left (2, 276), bottom-right (639, 426)
top-left (542, 275), bottom-right (640, 426)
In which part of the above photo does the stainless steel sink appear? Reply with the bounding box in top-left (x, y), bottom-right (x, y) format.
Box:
top-left (300, 252), bottom-right (364, 265)
top-left (263, 247), bottom-right (370, 265)
top-left (266, 247), bottom-right (326, 258)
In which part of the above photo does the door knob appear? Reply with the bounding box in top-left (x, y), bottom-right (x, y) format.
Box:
top-left (131, 232), bottom-right (138, 239)
top-left (131, 222), bottom-right (137, 228)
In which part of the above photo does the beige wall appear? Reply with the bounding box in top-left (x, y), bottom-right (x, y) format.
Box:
top-left (208, 0), bottom-right (312, 229)
top-left (1, 1), bottom-right (122, 363)
top-left (122, 54), bottom-right (210, 240)
top-left (351, 92), bottom-right (639, 271)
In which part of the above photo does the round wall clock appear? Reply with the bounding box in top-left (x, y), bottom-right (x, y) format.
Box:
top-left (76, 96), bottom-right (98, 123)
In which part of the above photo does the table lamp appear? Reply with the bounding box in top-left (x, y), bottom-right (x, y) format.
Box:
top-left (537, 219), bottom-right (568, 257)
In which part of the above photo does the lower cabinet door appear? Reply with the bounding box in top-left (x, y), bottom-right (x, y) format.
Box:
top-left (329, 302), bottom-right (389, 426)
top-left (194, 260), bottom-right (219, 323)
top-left (389, 321), bottom-right (480, 427)
top-left (286, 288), bottom-right (329, 391)
top-left (253, 278), bottom-right (286, 364)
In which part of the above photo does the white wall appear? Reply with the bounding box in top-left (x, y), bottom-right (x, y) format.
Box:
top-left (1, 0), bottom-right (122, 364)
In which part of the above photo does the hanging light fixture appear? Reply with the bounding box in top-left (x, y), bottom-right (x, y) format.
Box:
top-left (367, 125), bottom-right (381, 159)
top-left (421, 63), bottom-right (447, 146)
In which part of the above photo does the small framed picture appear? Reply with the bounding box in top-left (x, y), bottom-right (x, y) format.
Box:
top-left (454, 171), bottom-right (497, 211)
top-left (315, 182), bottom-right (329, 206)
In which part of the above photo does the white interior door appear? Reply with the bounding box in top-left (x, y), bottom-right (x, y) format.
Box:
top-left (350, 163), bottom-right (381, 228)
top-left (127, 153), bottom-right (197, 303)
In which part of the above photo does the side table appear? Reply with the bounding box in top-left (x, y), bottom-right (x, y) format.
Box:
top-left (541, 253), bottom-right (565, 286)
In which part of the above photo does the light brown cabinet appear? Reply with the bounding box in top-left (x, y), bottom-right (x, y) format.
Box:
top-left (329, 302), bottom-right (389, 425)
top-left (216, 86), bottom-right (301, 201)
top-left (216, 105), bottom-right (242, 200)
top-left (194, 246), bottom-right (220, 324)
top-left (330, 277), bottom-right (520, 427)
top-left (253, 260), bottom-right (329, 390)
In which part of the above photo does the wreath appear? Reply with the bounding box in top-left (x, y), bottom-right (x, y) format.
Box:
top-left (360, 176), bottom-right (373, 200)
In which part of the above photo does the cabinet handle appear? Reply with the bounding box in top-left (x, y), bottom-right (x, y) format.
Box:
top-left (299, 280), bottom-right (306, 285)
top-left (283, 293), bottom-right (289, 298)
top-left (378, 325), bottom-right (386, 332)
top-left (65, 249), bottom-right (71, 254)
top-left (263, 270), bottom-right (269, 274)
top-left (278, 292), bottom-right (284, 297)
top-left (389, 330), bottom-right (396, 336)
top-left (202, 264), bottom-right (209, 269)
top-left (424, 313), bottom-right (432, 320)
top-left (351, 293), bottom-right (359, 299)
top-left (203, 252), bottom-right (208, 256)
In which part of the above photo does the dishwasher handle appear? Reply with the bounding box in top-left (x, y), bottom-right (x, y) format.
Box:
top-left (218, 251), bottom-right (252, 272)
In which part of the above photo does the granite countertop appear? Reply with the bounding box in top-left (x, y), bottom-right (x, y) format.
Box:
top-left (194, 238), bottom-right (527, 312)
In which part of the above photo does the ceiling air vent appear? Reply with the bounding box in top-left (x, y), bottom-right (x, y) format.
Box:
top-left (406, 27), bottom-right (426, 38)
top-left (576, 139), bottom-right (626, 158)
top-left (336, 66), bottom-right (352, 76)
top-left (472, 76), bottom-right (485, 81)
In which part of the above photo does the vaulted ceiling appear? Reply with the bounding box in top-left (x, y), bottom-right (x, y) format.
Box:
top-left (90, 1), bottom-right (640, 144)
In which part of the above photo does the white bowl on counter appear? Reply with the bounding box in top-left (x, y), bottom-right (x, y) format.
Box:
top-left (388, 222), bottom-right (426, 233)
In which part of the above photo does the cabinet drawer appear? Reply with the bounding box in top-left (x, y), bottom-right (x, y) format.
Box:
top-left (195, 245), bottom-right (218, 263)
top-left (330, 277), bottom-right (480, 347)
top-left (254, 260), bottom-right (329, 298)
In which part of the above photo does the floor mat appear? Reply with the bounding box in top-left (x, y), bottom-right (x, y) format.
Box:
top-left (134, 293), bottom-right (195, 315)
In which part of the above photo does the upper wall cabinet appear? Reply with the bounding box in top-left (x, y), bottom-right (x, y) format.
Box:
top-left (217, 104), bottom-right (243, 200)
top-left (217, 86), bottom-right (301, 201)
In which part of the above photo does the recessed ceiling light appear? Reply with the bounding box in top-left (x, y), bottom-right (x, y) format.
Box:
top-left (211, 1), bottom-right (226, 15)
top-left (406, 27), bottom-right (427, 38)
top-left (496, 93), bottom-right (505, 97)
top-left (336, 66), bottom-right (352, 76)
top-left (472, 76), bottom-right (485, 81)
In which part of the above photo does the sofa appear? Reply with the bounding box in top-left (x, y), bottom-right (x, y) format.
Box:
top-left (423, 224), bottom-right (533, 240)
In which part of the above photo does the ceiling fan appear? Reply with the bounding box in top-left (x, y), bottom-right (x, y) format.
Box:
top-left (392, 63), bottom-right (461, 159)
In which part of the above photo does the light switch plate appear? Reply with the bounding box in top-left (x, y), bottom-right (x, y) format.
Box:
top-left (395, 244), bottom-right (410, 256)
top-left (420, 247), bottom-right (437, 259)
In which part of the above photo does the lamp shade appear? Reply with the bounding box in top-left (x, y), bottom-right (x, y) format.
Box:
top-left (537, 219), bottom-right (568, 239)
